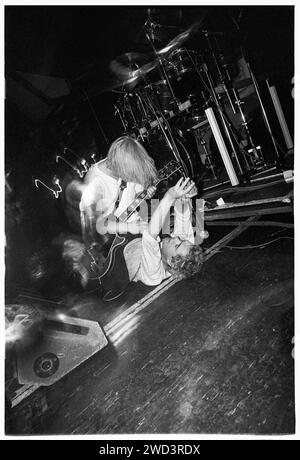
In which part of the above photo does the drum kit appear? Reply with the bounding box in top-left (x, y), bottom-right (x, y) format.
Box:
top-left (107, 9), bottom-right (267, 183)
top-left (33, 9), bottom-right (270, 200)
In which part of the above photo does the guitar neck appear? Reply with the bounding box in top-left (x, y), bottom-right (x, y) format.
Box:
top-left (117, 161), bottom-right (182, 223)
top-left (118, 180), bottom-right (159, 223)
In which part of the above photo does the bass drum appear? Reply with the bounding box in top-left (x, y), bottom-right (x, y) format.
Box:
top-left (142, 134), bottom-right (203, 186)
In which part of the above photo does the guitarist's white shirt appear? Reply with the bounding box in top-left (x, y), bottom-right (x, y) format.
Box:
top-left (124, 199), bottom-right (194, 286)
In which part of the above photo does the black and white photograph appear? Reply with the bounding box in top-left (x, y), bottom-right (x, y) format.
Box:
top-left (3, 2), bottom-right (295, 437)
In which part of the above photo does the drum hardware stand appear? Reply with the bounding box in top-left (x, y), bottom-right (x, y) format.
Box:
top-left (135, 89), bottom-right (151, 122)
top-left (194, 128), bottom-right (218, 179)
top-left (233, 17), bottom-right (283, 166)
top-left (145, 29), bottom-right (179, 109)
top-left (201, 32), bottom-right (254, 181)
top-left (115, 89), bottom-right (146, 138)
top-left (203, 30), bottom-right (237, 116)
top-left (114, 88), bottom-right (132, 134)
top-left (125, 91), bottom-right (140, 134)
top-left (135, 87), bottom-right (160, 140)
top-left (244, 60), bottom-right (283, 165)
top-left (161, 113), bottom-right (194, 177)
top-left (217, 108), bottom-right (260, 181)
top-left (157, 57), bottom-right (178, 106)
top-left (224, 68), bottom-right (266, 169)
top-left (200, 63), bottom-right (245, 180)
top-left (114, 102), bottom-right (128, 133)
top-left (128, 90), bottom-right (149, 141)
top-left (266, 79), bottom-right (294, 151)
top-left (143, 92), bottom-right (191, 177)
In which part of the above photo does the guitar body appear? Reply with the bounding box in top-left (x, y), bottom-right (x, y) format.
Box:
top-left (77, 233), bottom-right (137, 297)
top-left (100, 233), bottom-right (139, 298)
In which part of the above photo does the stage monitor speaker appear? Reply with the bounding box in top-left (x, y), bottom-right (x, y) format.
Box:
top-left (16, 315), bottom-right (108, 386)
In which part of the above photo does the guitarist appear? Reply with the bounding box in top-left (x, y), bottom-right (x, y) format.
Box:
top-left (63, 136), bottom-right (158, 288)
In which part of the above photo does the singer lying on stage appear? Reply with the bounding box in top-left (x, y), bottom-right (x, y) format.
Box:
top-left (63, 177), bottom-right (205, 301)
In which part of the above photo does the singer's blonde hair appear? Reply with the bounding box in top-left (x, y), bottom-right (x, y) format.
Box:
top-left (169, 245), bottom-right (204, 279)
top-left (106, 136), bottom-right (158, 188)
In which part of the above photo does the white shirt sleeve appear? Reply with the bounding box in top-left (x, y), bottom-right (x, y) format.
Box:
top-left (172, 198), bottom-right (194, 243)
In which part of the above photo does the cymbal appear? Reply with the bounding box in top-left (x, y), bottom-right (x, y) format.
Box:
top-left (110, 52), bottom-right (151, 79)
top-left (114, 52), bottom-right (150, 69)
top-left (109, 56), bottom-right (159, 89)
top-left (156, 27), bottom-right (192, 55)
top-left (156, 18), bottom-right (206, 56)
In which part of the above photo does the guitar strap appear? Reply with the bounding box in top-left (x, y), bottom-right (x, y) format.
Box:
top-left (115, 179), bottom-right (127, 221)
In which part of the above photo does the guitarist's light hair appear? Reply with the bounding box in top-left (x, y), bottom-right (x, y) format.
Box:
top-left (106, 136), bottom-right (158, 188)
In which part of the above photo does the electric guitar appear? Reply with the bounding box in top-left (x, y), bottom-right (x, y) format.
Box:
top-left (81, 160), bottom-right (183, 299)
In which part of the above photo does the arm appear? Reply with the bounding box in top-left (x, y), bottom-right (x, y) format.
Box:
top-left (148, 178), bottom-right (196, 239)
top-left (96, 217), bottom-right (143, 235)
top-left (173, 198), bottom-right (194, 243)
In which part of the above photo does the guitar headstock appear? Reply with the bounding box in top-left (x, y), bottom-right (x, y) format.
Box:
top-left (157, 160), bottom-right (184, 184)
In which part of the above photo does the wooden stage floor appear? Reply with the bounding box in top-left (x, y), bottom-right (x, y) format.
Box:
top-left (6, 206), bottom-right (294, 435)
